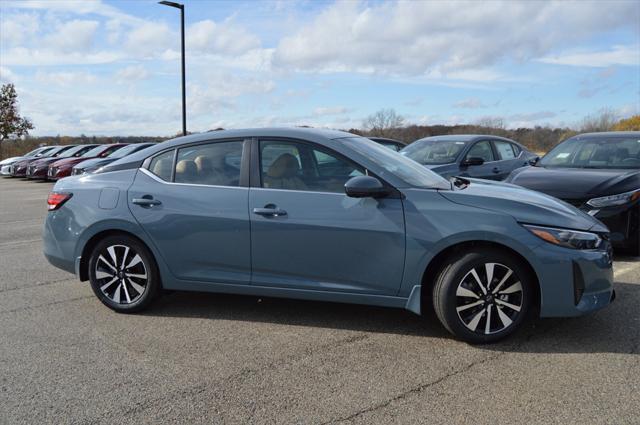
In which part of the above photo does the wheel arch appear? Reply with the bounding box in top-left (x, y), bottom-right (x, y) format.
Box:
top-left (419, 240), bottom-right (541, 317)
top-left (78, 229), bottom-right (158, 283)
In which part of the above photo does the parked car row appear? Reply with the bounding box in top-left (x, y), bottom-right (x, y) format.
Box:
top-left (41, 127), bottom-right (632, 344)
top-left (393, 132), bottom-right (639, 256)
top-left (0, 142), bottom-right (155, 180)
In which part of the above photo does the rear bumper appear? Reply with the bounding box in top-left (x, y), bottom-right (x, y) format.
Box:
top-left (533, 241), bottom-right (614, 317)
top-left (42, 213), bottom-right (76, 275)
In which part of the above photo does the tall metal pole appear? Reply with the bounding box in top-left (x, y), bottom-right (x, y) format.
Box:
top-left (159, 1), bottom-right (187, 136)
top-left (180, 4), bottom-right (186, 136)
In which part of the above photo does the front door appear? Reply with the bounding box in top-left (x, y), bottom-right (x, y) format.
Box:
top-left (249, 139), bottom-right (406, 295)
top-left (459, 140), bottom-right (501, 180)
top-left (128, 139), bottom-right (251, 284)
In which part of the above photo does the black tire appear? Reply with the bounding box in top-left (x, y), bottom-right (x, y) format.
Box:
top-left (88, 234), bottom-right (161, 313)
top-left (432, 248), bottom-right (533, 344)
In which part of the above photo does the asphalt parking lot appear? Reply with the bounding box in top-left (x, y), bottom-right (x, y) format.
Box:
top-left (0, 177), bottom-right (639, 424)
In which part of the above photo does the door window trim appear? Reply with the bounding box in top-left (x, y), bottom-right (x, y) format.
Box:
top-left (464, 139), bottom-right (498, 164)
top-left (251, 137), bottom-right (401, 197)
top-left (141, 138), bottom-right (251, 188)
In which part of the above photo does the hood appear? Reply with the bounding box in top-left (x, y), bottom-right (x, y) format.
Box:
top-left (31, 157), bottom-right (62, 167)
top-left (73, 157), bottom-right (113, 170)
top-left (507, 166), bottom-right (640, 200)
top-left (439, 178), bottom-right (606, 232)
top-left (52, 156), bottom-right (96, 168)
top-left (0, 156), bottom-right (24, 165)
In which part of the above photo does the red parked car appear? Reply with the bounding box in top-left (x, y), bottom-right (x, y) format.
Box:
top-left (11, 145), bottom-right (77, 177)
top-left (47, 144), bottom-right (128, 181)
top-left (27, 144), bottom-right (97, 180)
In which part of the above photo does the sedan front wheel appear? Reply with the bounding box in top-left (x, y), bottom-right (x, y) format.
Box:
top-left (433, 248), bottom-right (533, 343)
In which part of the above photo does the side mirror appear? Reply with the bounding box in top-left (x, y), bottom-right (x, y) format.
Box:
top-left (461, 157), bottom-right (485, 166)
top-left (344, 175), bottom-right (389, 198)
top-left (528, 156), bottom-right (540, 165)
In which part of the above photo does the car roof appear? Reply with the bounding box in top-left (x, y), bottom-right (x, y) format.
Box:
top-left (415, 134), bottom-right (517, 143)
top-left (572, 131), bottom-right (640, 139)
top-left (368, 137), bottom-right (405, 144)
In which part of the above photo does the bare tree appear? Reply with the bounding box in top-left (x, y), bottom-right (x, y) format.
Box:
top-left (362, 108), bottom-right (405, 137)
top-left (0, 84), bottom-right (34, 159)
top-left (580, 108), bottom-right (618, 132)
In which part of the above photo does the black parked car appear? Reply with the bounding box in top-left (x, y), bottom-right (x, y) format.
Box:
top-left (507, 131), bottom-right (639, 255)
top-left (367, 137), bottom-right (406, 151)
top-left (400, 135), bottom-right (538, 180)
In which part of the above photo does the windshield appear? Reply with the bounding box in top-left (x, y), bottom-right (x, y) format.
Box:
top-left (26, 147), bottom-right (46, 156)
top-left (344, 137), bottom-right (450, 189)
top-left (80, 145), bottom-right (108, 158)
top-left (108, 143), bottom-right (150, 159)
top-left (48, 146), bottom-right (73, 157)
top-left (59, 145), bottom-right (94, 158)
top-left (540, 136), bottom-right (640, 169)
top-left (400, 139), bottom-right (468, 165)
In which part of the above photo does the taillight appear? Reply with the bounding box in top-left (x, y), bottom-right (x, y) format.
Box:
top-left (47, 192), bottom-right (72, 211)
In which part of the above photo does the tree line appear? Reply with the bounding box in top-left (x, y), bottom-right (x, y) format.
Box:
top-left (1, 83), bottom-right (639, 160)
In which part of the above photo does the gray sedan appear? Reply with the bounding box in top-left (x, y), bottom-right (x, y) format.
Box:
top-left (401, 135), bottom-right (539, 180)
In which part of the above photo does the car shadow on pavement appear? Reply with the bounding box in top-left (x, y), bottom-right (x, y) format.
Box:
top-left (144, 279), bottom-right (639, 355)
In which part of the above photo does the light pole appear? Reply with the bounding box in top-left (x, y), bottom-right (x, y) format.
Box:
top-left (159, 1), bottom-right (187, 136)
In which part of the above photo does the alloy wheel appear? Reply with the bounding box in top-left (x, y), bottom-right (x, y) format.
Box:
top-left (455, 262), bottom-right (523, 335)
top-left (94, 244), bottom-right (148, 305)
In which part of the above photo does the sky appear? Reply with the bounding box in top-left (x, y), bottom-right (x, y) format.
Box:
top-left (0, 0), bottom-right (639, 137)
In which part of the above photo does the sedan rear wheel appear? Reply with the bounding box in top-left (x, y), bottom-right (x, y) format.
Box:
top-left (88, 235), bottom-right (160, 312)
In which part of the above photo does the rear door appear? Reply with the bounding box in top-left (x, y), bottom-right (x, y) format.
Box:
top-left (492, 140), bottom-right (522, 180)
top-left (128, 139), bottom-right (251, 284)
top-left (248, 138), bottom-right (406, 295)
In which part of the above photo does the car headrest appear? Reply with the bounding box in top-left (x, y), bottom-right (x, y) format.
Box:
top-left (267, 153), bottom-right (300, 179)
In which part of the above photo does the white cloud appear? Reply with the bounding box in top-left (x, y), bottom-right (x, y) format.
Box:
top-left (313, 106), bottom-right (351, 116)
top-left (189, 19), bottom-right (261, 55)
top-left (35, 70), bottom-right (97, 86)
top-left (1, 47), bottom-right (121, 66)
top-left (114, 65), bottom-right (150, 83)
top-left (273, 1), bottom-right (640, 75)
top-left (0, 66), bottom-right (17, 82)
top-left (125, 22), bottom-right (173, 58)
top-left (44, 19), bottom-right (99, 53)
top-left (538, 45), bottom-right (640, 67)
top-left (453, 98), bottom-right (486, 109)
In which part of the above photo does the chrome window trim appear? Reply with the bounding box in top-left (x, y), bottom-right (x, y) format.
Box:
top-left (139, 167), bottom-right (247, 190)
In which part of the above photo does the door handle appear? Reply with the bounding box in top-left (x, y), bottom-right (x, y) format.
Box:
top-left (492, 167), bottom-right (501, 173)
top-left (132, 197), bottom-right (162, 207)
top-left (253, 204), bottom-right (287, 217)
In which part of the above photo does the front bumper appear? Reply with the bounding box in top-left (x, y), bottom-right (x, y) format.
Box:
top-left (11, 164), bottom-right (27, 177)
top-left (27, 165), bottom-right (48, 179)
top-left (0, 164), bottom-right (12, 175)
top-left (533, 241), bottom-right (614, 317)
top-left (589, 204), bottom-right (639, 252)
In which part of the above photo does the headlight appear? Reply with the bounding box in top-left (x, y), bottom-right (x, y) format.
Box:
top-left (586, 189), bottom-right (640, 208)
top-left (523, 224), bottom-right (603, 250)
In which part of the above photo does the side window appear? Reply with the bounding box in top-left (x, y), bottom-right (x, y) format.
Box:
top-left (494, 140), bottom-right (516, 160)
top-left (260, 140), bottom-right (364, 193)
top-left (466, 141), bottom-right (495, 162)
top-left (101, 146), bottom-right (123, 157)
top-left (511, 143), bottom-right (521, 156)
top-left (148, 150), bottom-right (174, 181)
top-left (175, 141), bottom-right (243, 186)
